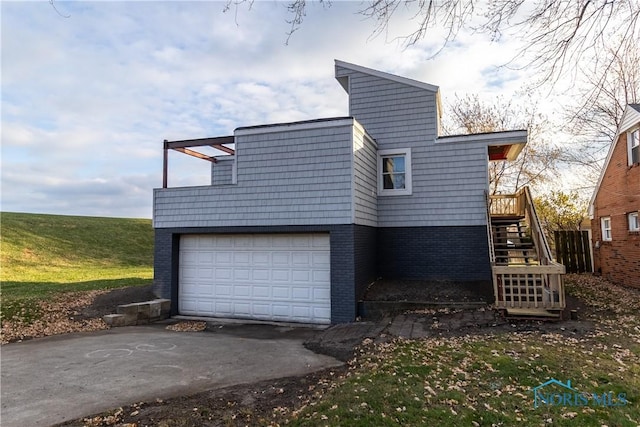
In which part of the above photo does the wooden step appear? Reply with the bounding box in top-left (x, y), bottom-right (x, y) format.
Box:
top-left (505, 308), bottom-right (561, 318)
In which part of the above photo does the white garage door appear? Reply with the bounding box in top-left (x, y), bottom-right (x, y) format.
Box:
top-left (179, 233), bottom-right (331, 324)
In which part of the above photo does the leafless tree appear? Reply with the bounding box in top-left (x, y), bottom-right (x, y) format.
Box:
top-left (561, 36), bottom-right (640, 179)
top-left (445, 94), bottom-right (561, 195)
top-left (226, 1), bottom-right (639, 89)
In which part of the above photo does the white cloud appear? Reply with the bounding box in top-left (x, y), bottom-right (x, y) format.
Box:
top-left (1, 1), bottom-right (584, 218)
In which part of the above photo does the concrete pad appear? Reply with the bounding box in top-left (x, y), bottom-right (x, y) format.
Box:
top-left (0, 324), bottom-right (342, 427)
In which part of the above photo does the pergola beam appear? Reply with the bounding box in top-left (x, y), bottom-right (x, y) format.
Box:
top-left (173, 147), bottom-right (217, 162)
top-left (162, 136), bottom-right (235, 188)
top-left (165, 135), bottom-right (234, 149)
top-left (211, 144), bottom-right (235, 155)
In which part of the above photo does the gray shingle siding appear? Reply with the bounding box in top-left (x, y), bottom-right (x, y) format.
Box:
top-left (154, 121), bottom-right (356, 228)
top-left (153, 62), bottom-right (506, 324)
top-left (211, 157), bottom-right (234, 185)
top-left (335, 66), bottom-right (438, 148)
top-left (336, 64), bottom-right (489, 228)
top-left (377, 141), bottom-right (489, 227)
top-left (353, 125), bottom-right (378, 226)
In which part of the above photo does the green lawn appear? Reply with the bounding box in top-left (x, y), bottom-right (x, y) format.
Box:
top-left (0, 212), bottom-right (154, 322)
top-left (287, 276), bottom-right (640, 426)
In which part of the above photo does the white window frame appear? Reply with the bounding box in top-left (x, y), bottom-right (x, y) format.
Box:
top-left (377, 148), bottom-right (412, 196)
top-left (628, 212), bottom-right (639, 232)
top-left (628, 128), bottom-right (640, 166)
top-left (601, 216), bottom-right (612, 241)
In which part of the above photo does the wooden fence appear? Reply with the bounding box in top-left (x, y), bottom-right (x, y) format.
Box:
top-left (554, 230), bottom-right (592, 274)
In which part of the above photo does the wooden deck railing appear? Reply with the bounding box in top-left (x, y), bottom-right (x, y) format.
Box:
top-left (489, 191), bottom-right (526, 217)
top-left (489, 187), bottom-right (566, 312)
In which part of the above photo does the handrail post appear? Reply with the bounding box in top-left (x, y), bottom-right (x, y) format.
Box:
top-left (163, 139), bottom-right (169, 189)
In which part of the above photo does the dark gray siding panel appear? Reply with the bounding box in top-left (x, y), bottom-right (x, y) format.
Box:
top-left (329, 226), bottom-right (356, 323)
top-left (354, 225), bottom-right (378, 301)
top-left (377, 226), bottom-right (493, 299)
top-left (152, 225), bottom-right (360, 324)
top-left (153, 229), bottom-right (180, 314)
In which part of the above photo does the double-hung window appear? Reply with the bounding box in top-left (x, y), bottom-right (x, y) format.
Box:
top-left (629, 212), bottom-right (639, 232)
top-left (601, 217), bottom-right (612, 241)
top-left (629, 128), bottom-right (640, 165)
top-left (377, 148), bottom-right (412, 196)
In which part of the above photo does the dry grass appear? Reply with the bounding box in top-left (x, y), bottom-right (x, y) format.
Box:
top-left (0, 290), bottom-right (110, 344)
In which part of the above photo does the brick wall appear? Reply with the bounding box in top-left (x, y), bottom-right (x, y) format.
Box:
top-left (153, 224), bottom-right (494, 323)
top-left (377, 225), bottom-right (493, 300)
top-left (354, 225), bottom-right (378, 301)
top-left (591, 131), bottom-right (640, 289)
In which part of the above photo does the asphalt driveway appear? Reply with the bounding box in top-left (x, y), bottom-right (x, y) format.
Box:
top-left (0, 324), bottom-right (342, 427)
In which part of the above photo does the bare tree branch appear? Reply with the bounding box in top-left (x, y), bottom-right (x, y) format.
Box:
top-left (49, 0), bottom-right (70, 18)
top-left (445, 94), bottom-right (560, 194)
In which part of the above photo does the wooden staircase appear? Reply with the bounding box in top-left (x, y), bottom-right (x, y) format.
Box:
top-left (492, 216), bottom-right (536, 266)
top-left (487, 188), bottom-right (566, 318)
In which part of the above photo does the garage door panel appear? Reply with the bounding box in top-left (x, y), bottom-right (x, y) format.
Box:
top-left (253, 286), bottom-right (271, 298)
top-left (180, 251), bottom-right (198, 265)
top-left (234, 303), bottom-right (251, 315)
top-left (272, 269), bottom-right (290, 282)
top-left (292, 252), bottom-right (311, 266)
top-left (215, 268), bottom-right (232, 280)
top-left (252, 252), bottom-right (270, 265)
top-left (312, 270), bottom-right (330, 282)
top-left (272, 252), bottom-right (290, 265)
top-left (179, 234), bottom-right (331, 324)
top-left (234, 285), bottom-right (251, 297)
top-left (215, 252), bottom-right (232, 263)
top-left (234, 269), bottom-right (250, 280)
top-left (312, 252), bottom-right (330, 267)
top-left (252, 269), bottom-right (270, 281)
top-left (233, 252), bottom-right (251, 265)
top-left (291, 287), bottom-right (311, 300)
top-left (272, 286), bottom-right (290, 298)
top-left (215, 285), bottom-right (232, 296)
top-left (235, 235), bottom-right (253, 247)
top-left (214, 302), bottom-right (232, 315)
top-left (198, 237), bottom-right (216, 248)
top-left (196, 283), bottom-right (214, 295)
top-left (314, 307), bottom-right (331, 319)
top-left (253, 303), bottom-right (271, 316)
top-left (313, 288), bottom-right (330, 301)
top-left (292, 270), bottom-right (310, 282)
top-left (291, 308), bottom-right (311, 320)
top-left (272, 304), bottom-right (291, 317)
top-left (196, 268), bottom-right (213, 280)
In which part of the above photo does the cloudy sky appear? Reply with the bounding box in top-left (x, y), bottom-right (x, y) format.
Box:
top-left (2, 1), bottom-right (557, 219)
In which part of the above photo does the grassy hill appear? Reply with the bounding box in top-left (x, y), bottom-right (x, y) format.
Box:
top-left (1, 212), bottom-right (154, 321)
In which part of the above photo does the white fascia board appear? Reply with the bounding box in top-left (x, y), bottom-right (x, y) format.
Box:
top-left (235, 118), bottom-right (355, 136)
top-left (436, 130), bottom-right (528, 145)
top-left (334, 59), bottom-right (439, 93)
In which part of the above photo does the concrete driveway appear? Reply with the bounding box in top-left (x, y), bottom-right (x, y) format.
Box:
top-left (0, 324), bottom-right (342, 427)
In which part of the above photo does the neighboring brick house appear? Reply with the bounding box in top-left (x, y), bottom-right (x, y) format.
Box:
top-left (589, 104), bottom-right (640, 288)
top-left (153, 60), bottom-right (562, 324)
